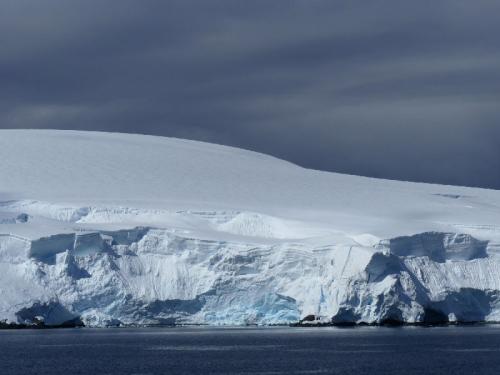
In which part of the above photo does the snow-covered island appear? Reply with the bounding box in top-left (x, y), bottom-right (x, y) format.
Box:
top-left (1, 129), bottom-right (500, 327)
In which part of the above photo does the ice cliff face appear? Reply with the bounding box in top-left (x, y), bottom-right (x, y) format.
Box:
top-left (2, 130), bottom-right (500, 326)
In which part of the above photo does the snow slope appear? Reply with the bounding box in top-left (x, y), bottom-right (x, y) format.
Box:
top-left (1, 129), bottom-right (500, 326)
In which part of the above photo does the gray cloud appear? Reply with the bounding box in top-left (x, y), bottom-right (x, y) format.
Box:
top-left (1, 0), bottom-right (500, 188)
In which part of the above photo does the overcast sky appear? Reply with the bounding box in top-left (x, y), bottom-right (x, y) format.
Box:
top-left (1, 0), bottom-right (499, 189)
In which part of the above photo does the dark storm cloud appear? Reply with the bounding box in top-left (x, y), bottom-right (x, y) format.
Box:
top-left (1, 0), bottom-right (500, 188)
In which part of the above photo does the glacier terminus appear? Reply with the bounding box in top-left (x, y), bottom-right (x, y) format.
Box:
top-left (1, 130), bottom-right (500, 327)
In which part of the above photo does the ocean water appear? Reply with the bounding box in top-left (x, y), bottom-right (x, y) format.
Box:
top-left (1, 326), bottom-right (500, 374)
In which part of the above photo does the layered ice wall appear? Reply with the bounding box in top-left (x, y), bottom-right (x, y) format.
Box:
top-left (2, 130), bottom-right (500, 326)
top-left (2, 221), bottom-right (500, 326)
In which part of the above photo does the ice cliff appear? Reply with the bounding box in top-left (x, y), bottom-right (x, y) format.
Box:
top-left (1, 130), bottom-right (500, 326)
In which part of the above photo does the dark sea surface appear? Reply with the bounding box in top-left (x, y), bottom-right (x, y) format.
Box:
top-left (1, 326), bottom-right (500, 374)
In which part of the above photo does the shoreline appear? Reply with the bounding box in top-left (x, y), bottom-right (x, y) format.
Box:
top-left (1, 320), bottom-right (496, 330)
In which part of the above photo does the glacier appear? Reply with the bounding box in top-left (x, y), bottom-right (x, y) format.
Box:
top-left (1, 129), bottom-right (500, 327)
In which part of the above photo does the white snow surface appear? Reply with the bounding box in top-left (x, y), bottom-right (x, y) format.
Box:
top-left (1, 129), bottom-right (500, 326)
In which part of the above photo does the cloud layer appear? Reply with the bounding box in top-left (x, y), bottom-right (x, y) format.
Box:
top-left (1, 0), bottom-right (499, 188)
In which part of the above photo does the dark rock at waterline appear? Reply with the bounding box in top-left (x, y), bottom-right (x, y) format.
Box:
top-left (0, 317), bottom-right (85, 329)
top-left (300, 314), bottom-right (318, 323)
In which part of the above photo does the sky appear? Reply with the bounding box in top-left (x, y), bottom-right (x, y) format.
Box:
top-left (1, 0), bottom-right (499, 189)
